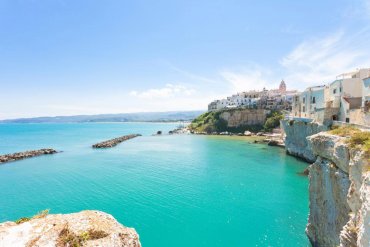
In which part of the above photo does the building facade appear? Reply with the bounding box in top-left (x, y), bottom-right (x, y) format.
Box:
top-left (291, 68), bottom-right (370, 126)
top-left (208, 80), bottom-right (297, 112)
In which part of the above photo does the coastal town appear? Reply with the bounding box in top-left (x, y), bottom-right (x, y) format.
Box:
top-left (207, 68), bottom-right (370, 127)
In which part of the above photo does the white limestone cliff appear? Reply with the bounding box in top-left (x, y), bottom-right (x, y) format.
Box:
top-left (281, 120), bottom-right (328, 162)
top-left (307, 133), bottom-right (369, 247)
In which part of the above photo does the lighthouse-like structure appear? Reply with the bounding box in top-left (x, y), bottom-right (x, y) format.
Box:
top-left (279, 80), bottom-right (286, 93)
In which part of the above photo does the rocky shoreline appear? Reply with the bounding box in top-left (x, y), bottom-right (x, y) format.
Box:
top-left (92, 134), bottom-right (141, 148)
top-left (0, 149), bottom-right (58, 164)
top-left (0, 210), bottom-right (141, 247)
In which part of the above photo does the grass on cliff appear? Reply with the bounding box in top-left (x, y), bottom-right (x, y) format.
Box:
top-left (57, 225), bottom-right (109, 247)
top-left (329, 126), bottom-right (370, 157)
top-left (15, 209), bottom-right (49, 224)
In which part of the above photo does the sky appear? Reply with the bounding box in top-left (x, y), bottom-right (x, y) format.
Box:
top-left (1, 0), bottom-right (370, 119)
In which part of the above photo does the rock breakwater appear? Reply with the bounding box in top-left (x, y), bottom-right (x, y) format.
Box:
top-left (92, 134), bottom-right (141, 148)
top-left (0, 149), bottom-right (58, 164)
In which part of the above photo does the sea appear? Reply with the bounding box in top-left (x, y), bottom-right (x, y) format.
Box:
top-left (0, 123), bottom-right (310, 246)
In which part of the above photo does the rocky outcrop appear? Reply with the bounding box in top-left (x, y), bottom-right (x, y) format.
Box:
top-left (0, 149), bottom-right (58, 164)
top-left (0, 210), bottom-right (141, 247)
top-left (219, 109), bottom-right (267, 127)
top-left (306, 133), bottom-right (370, 247)
top-left (281, 120), bottom-right (328, 162)
top-left (92, 134), bottom-right (141, 148)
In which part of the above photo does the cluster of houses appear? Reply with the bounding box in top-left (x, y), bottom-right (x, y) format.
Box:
top-left (207, 68), bottom-right (370, 127)
top-left (292, 68), bottom-right (370, 126)
top-left (208, 80), bottom-right (298, 111)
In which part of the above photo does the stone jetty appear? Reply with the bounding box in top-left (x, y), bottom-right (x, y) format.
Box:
top-left (92, 134), bottom-right (141, 148)
top-left (0, 149), bottom-right (58, 164)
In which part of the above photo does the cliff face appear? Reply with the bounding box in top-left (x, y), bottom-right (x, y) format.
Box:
top-left (307, 133), bottom-right (370, 247)
top-left (219, 109), bottom-right (267, 127)
top-left (0, 210), bottom-right (141, 247)
top-left (281, 120), bottom-right (328, 162)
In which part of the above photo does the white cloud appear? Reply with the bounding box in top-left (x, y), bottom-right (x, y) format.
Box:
top-left (129, 83), bottom-right (196, 99)
top-left (220, 65), bottom-right (275, 93)
top-left (280, 30), bottom-right (370, 89)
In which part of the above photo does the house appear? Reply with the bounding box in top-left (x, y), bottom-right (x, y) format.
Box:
top-left (207, 80), bottom-right (297, 112)
top-left (291, 68), bottom-right (370, 126)
top-left (292, 85), bottom-right (326, 120)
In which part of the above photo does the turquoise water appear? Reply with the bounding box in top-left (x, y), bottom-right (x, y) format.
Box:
top-left (0, 123), bottom-right (310, 246)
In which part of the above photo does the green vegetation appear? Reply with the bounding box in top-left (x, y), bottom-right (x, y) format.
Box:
top-left (57, 226), bottom-right (109, 247)
top-left (263, 111), bottom-right (284, 132)
top-left (189, 109), bottom-right (283, 134)
top-left (15, 209), bottom-right (49, 224)
top-left (329, 126), bottom-right (370, 157)
top-left (189, 110), bottom-right (263, 134)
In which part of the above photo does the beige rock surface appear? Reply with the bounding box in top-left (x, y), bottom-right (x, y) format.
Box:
top-left (307, 133), bottom-right (370, 247)
top-left (281, 120), bottom-right (328, 162)
top-left (219, 109), bottom-right (267, 127)
top-left (0, 210), bottom-right (141, 247)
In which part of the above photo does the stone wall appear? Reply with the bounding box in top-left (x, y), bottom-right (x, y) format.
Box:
top-left (280, 120), bottom-right (328, 162)
top-left (219, 109), bottom-right (267, 128)
top-left (307, 133), bottom-right (370, 247)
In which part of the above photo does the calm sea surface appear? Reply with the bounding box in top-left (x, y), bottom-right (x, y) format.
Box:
top-left (0, 123), bottom-right (309, 246)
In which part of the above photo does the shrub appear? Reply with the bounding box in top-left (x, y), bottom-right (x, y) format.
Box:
top-left (329, 125), bottom-right (361, 136)
top-left (57, 226), bottom-right (109, 247)
top-left (263, 111), bottom-right (284, 132)
top-left (329, 126), bottom-right (370, 157)
top-left (15, 209), bottom-right (49, 224)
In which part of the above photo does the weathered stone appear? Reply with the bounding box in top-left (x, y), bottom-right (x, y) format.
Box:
top-left (0, 210), bottom-right (141, 247)
top-left (306, 157), bottom-right (351, 247)
top-left (0, 149), bottom-right (58, 164)
top-left (219, 109), bottom-right (267, 127)
top-left (281, 120), bottom-right (328, 162)
top-left (92, 134), bottom-right (141, 148)
top-left (308, 133), bottom-right (350, 174)
top-left (307, 132), bottom-right (370, 247)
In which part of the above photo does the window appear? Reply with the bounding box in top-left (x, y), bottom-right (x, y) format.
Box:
top-left (333, 89), bottom-right (337, 94)
top-left (340, 87), bottom-right (342, 93)
top-left (312, 97), bottom-right (316, 104)
top-left (303, 106), bottom-right (306, 112)
top-left (346, 118), bottom-right (350, 123)
top-left (303, 97), bottom-right (306, 103)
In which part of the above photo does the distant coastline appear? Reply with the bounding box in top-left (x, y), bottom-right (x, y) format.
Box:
top-left (0, 110), bottom-right (204, 124)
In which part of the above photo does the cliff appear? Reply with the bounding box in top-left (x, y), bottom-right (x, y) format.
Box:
top-left (0, 210), bottom-right (141, 247)
top-left (306, 132), bottom-right (370, 247)
top-left (189, 108), bottom-right (268, 133)
top-left (281, 120), bottom-right (328, 162)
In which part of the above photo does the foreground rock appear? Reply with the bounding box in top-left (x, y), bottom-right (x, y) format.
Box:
top-left (92, 134), bottom-right (141, 148)
top-left (0, 149), bottom-right (58, 164)
top-left (306, 133), bottom-right (370, 247)
top-left (0, 210), bottom-right (141, 247)
top-left (281, 120), bottom-right (328, 162)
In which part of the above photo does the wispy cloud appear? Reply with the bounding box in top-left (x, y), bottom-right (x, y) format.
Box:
top-left (129, 83), bottom-right (196, 99)
top-left (220, 66), bottom-right (273, 92)
top-left (280, 29), bottom-right (370, 89)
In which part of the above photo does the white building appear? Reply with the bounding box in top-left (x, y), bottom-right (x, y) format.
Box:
top-left (291, 68), bottom-right (370, 126)
top-left (208, 80), bottom-right (297, 111)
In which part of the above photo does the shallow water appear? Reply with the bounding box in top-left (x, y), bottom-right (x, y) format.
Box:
top-left (0, 123), bottom-right (310, 246)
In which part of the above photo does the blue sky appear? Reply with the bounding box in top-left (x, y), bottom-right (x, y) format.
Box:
top-left (1, 0), bottom-right (370, 119)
